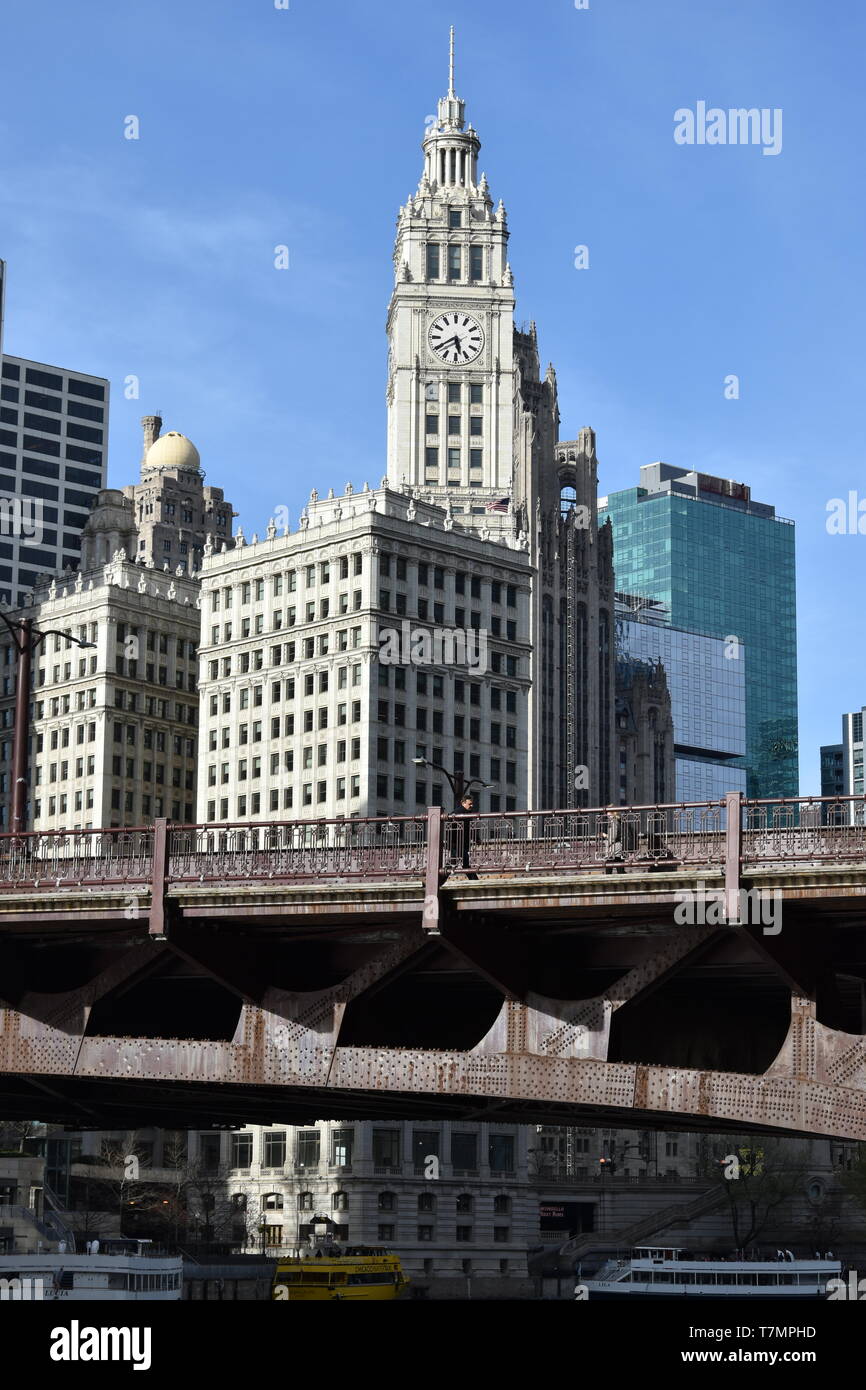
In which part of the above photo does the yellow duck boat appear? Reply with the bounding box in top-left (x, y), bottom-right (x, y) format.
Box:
top-left (272, 1216), bottom-right (409, 1302)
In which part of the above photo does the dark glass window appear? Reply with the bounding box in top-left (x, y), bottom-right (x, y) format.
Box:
top-left (25, 368), bottom-right (62, 390)
top-left (68, 377), bottom-right (105, 400)
top-left (66, 400), bottom-right (104, 422)
top-left (451, 1133), bottom-right (478, 1169)
top-left (23, 412), bottom-right (61, 434)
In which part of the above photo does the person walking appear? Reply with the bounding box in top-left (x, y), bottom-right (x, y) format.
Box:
top-left (455, 792), bottom-right (478, 880)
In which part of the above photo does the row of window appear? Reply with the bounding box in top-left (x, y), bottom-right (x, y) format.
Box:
top-left (31, 791), bottom-right (188, 821)
top-left (424, 242), bottom-right (486, 283)
top-left (254, 1189), bottom-right (511, 1215)
top-left (0, 428), bottom-right (103, 465)
top-left (230, 1129), bottom-right (516, 1171)
top-left (114, 669), bottom-right (197, 694)
top-left (425, 447), bottom-right (485, 471)
top-left (207, 564), bottom-right (517, 609)
top-left (1, 361), bottom-right (106, 399)
top-left (424, 415), bottom-right (484, 438)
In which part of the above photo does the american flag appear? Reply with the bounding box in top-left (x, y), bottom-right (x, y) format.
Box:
top-left (485, 497), bottom-right (510, 513)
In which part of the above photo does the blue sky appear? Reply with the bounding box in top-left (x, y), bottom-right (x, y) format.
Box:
top-left (1, 0), bottom-right (863, 794)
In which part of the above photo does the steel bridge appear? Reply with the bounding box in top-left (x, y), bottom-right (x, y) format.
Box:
top-left (2, 793), bottom-right (866, 1138)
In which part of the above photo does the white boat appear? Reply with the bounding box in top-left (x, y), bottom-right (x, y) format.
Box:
top-left (0, 1239), bottom-right (183, 1301)
top-left (582, 1245), bottom-right (842, 1299)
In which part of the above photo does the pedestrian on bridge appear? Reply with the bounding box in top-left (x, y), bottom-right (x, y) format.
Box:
top-left (455, 793), bottom-right (478, 881)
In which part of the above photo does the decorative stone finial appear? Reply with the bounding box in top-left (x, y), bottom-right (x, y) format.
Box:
top-left (266, 518), bottom-right (277, 540)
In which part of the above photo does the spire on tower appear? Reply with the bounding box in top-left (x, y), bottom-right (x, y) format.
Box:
top-left (421, 27), bottom-right (479, 188)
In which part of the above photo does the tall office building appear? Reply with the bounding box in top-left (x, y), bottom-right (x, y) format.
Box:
top-left (820, 706), bottom-right (866, 823)
top-left (820, 742), bottom-right (844, 799)
top-left (0, 259), bottom-right (109, 605)
top-left (617, 596), bottom-right (747, 801)
top-left (600, 463), bottom-right (798, 798)
top-left (196, 488), bottom-right (532, 822)
top-left (0, 556), bottom-right (200, 832)
top-left (0, 422), bottom-right (236, 832)
top-left (841, 707), bottom-right (866, 802)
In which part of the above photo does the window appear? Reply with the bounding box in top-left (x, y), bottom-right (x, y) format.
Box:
top-left (493, 1194), bottom-right (511, 1214)
top-left (377, 1191), bottom-right (396, 1211)
top-left (296, 1130), bottom-right (320, 1168)
top-left (426, 244), bottom-right (440, 279)
top-left (372, 1130), bottom-right (401, 1168)
top-left (447, 245), bottom-right (461, 280)
top-left (448, 209), bottom-right (462, 227)
top-left (449, 1133), bottom-right (478, 1172)
top-left (378, 1225), bottom-right (395, 1242)
top-left (298, 1192), bottom-right (314, 1211)
top-left (263, 1131), bottom-right (287, 1168)
top-left (331, 1129), bottom-right (353, 1167)
top-left (456, 1226), bottom-right (472, 1242)
top-left (262, 1192), bottom-right (284, 1210)
top-left (489, 1134), bottom-right (515, 1172)
top-left (469, 246), bottom-right (483, 281)
top-left (418, 1225), bottom-right (434, 1241)
top-left (494, 1226), bottom-right (510, 1243)
top-left (332, 1191), bottom-right (349, 1211)
top-left (413, 1131), bottom-right (439, 1174)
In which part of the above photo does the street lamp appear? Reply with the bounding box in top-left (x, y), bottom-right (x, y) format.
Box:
top-left (0, 613), bottom-right (95, 835)
top-left (411, 757), bottom-right (492, 808)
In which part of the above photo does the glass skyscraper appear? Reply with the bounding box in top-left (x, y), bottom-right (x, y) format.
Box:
top-left (617, 600), bottom-right (747, 801)
top-left (601, 463), bottom-right (798, 798)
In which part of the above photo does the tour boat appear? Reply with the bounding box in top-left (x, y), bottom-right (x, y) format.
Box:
top-left (581, 1246), bottom-right (842, 1299)
top-left (0, 1239), bottom-right (183, 1301)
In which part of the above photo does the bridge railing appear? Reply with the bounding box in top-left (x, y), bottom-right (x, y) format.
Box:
top-left (166, 814), bottom-right (429, 883)
top-left (1, 796), bottom-right (866, 891)
top-left (0, 826), bottom-right (154, 886)
top-left (740, 797), bottom-right (866, 865)
top-left (448, 803), bottom-right (727, 875)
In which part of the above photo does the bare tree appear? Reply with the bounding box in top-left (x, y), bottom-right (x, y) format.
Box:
top-left (700, 1135), bottom-right (811, 1250)
top-left (73, 1131), bottom-right (167, 1238)
top-left (0, 1120), bottom-right (45, 1153)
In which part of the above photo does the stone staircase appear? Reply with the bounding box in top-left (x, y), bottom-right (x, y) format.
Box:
top-left (540, 1183), bottom-right (729, 1272)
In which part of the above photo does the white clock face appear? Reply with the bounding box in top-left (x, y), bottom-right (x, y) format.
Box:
top-left (428, 312), bottom-right (484, 365)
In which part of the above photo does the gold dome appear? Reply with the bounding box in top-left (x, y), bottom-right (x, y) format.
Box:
top-left (144, 430), bottom-right (201, 472)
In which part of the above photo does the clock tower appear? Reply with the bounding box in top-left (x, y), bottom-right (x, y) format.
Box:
top-left (386, 31), bottom-right (517, 517)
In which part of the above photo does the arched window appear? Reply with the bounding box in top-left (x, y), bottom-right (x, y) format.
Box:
top-left (456, 1193), bottom-right (473, 1214)
top-left (262, 1192), bottom-right (283, 1210)
top-left (493, 1194), bottom-right (510, 1215)
top-left (377, 1191), bottom-right (396, 1211)
top-left (298, 1191), bottom-right (314, 1211)
top-left (560, 484), bottom-right (578, 518)
top-left (231, 1192), bottom-right (247, 1211)
top-left (332, 1191), bottom-right (349, 1211)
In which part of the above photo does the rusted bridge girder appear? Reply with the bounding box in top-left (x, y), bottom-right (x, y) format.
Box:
top-left (1, 795), bottom-right (866, 1136)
